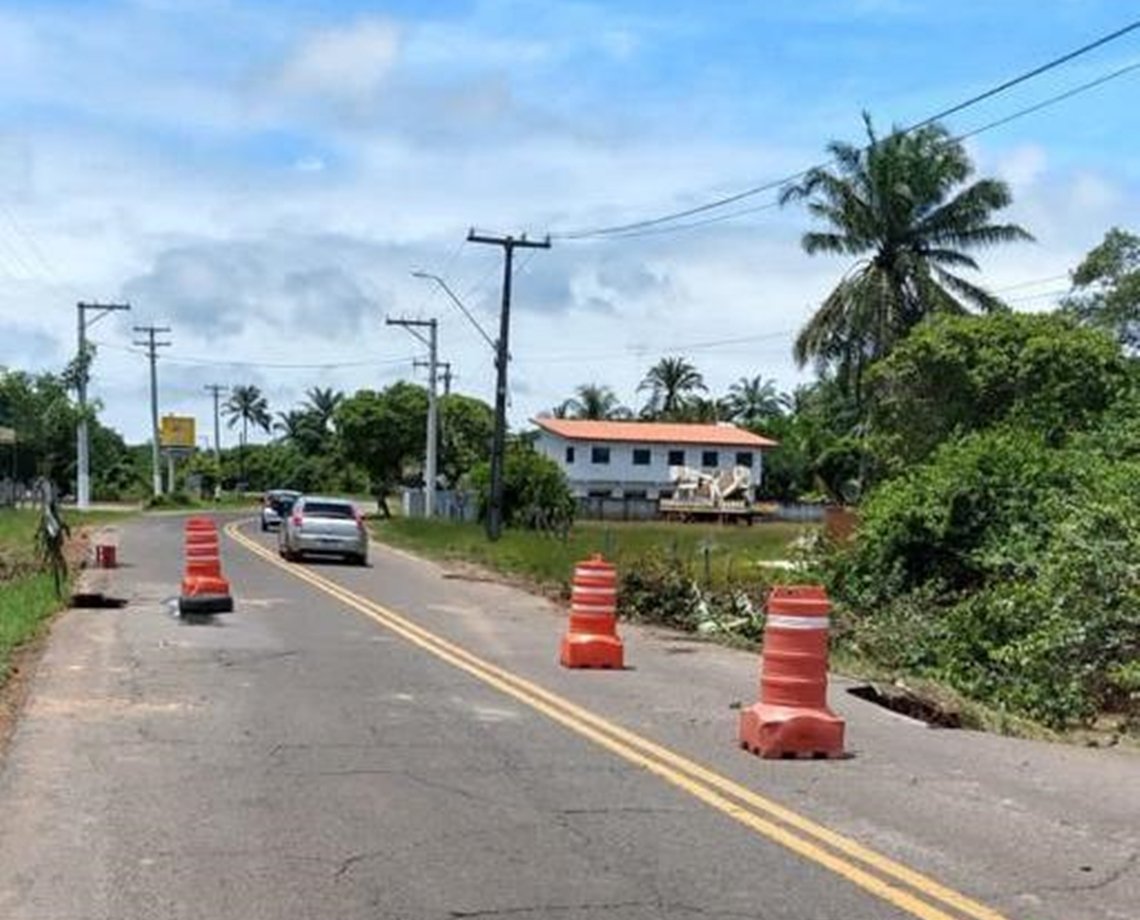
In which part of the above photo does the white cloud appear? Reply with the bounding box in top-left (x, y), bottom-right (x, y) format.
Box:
top-left (275, 18), bottom-right (401, 104)
top-left (293, 155), bottom-right (326, 173)
top-left (995, 144), bottom-right (1047, 191)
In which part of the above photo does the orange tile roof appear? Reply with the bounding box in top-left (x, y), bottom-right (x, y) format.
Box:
top-left (532, 417), bottom-right (778, 448)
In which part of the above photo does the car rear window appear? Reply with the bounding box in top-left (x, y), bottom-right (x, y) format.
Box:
top-left (302, 501), bottom-right (355, 519)
top-left (270, 495), bottom-right (298, 513)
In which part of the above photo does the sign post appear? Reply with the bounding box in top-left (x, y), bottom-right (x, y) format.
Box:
top-left (160, 416), bottom-right (197, 496)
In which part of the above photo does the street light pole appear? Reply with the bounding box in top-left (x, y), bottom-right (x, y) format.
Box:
top-left (387, 316), bottom-right (439, 518)
top-left (132, 325), bottom-right (172, 498)
top-left (75, 301), bottom-right (130, 510)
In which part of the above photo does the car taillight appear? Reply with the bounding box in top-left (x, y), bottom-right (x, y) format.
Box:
top-left (354, 508), bottom-right (365, 528)
top-left (291, 512), bottom-right (303, 527)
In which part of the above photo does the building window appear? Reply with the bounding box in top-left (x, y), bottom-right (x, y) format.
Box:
top-left (565, 446), bottom-right (575, 464)
top-left (667, 449), bottom-right (685, 467)
top-left (702, 450), bottom-right (719, 468)
top-left (735, 451), bottom-right (753, 468)
top-left (632, 448), bottom-right (651, 466)
top-left (591, 446), bottom-right (610, 465)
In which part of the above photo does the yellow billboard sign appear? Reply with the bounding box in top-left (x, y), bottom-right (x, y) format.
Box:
top-left (160, 415), bottom-right (196, 449)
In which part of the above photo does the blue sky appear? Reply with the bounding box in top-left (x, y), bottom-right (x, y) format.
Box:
top-left (0, 0), bottom-right (1138, 442)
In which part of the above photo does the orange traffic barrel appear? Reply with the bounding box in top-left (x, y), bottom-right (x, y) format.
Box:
top-left (559, 554), bottom-right (624, 669)
top-left (738, 585), bottom-right (845, 759)
top-left (179, 520), bottom-right (232, 614)
top-left (185, 530), bottom-right (219, 550)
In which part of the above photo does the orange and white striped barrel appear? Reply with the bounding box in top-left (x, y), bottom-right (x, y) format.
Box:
top-left (760, 586), bottom-right (831, 710)
top-left (560, 554), bottom-right (624, 669)
top-left (184, 517), bottom-right (217, 535)
top-left (568, 556), bottom-right (618, 638)
top-left (738, 584), bottom-right (845, 758)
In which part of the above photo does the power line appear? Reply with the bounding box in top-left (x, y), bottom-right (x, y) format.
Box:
top-left (555, 18), bottom-right (1140, 240)
top-left (907, 18), bottom-right (1140, 131)
top-left (90, 339), bottom-right (416, 370)
top-left (584, 57), bottom-right (1140, 242)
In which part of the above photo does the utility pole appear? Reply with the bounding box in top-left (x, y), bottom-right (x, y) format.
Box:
top-left (387, 316), bottom-right (439, 518)
top-left (466, 230), bottom-right (550, 541)
top-left (133, 325), bottom-right (171, 498)
top-left (439, 362), bottom-right (453, 397)
top-left (75, 301), bottom-right (130, 509)
top-left (204, 384), bottom-right (226, 472)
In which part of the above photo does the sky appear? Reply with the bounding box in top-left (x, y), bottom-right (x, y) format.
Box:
top-left (0, 0), bottom-right (1138, 446)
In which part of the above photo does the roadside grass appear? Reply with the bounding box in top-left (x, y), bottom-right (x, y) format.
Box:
top-left (0, 572), bottom-right (61, 684)
top-left (0, 507), bottom-right (138, 688)
top-left (370, 517), bottom-right (812, 593)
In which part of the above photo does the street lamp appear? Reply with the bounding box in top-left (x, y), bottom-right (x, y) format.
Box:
top-left (76, 301), bottom-right (130, 509)
top-left (411, 271), bottom-right (497, 353)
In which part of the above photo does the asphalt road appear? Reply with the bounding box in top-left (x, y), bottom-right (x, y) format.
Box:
top-left (0, 513), bottom-right (1137, 919)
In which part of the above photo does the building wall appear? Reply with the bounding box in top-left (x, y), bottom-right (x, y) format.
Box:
top-left (535, 431), bottom-right (762, 498)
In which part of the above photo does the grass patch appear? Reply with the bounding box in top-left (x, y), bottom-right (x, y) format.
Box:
top-left (0, 507), bottom-right (136, 687)
top-left (0, 572), bottom-right (63, 684)
top-left (371, 517), bottom-right (812, 592)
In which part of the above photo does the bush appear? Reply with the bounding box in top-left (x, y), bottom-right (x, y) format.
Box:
top-left (824, 427), bottom-right (1140, 728)
top-left (618, 551), bottom-right (770, 642)
top-left (470, 442), bottom-right (575, 531)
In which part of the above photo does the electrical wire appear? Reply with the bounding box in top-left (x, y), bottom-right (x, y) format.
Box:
top-left (581, 57), bottom-right (1140, 242)
top-left (553, 18), bottom-right (1140, 241)
top-left (91, 339), bottom-right (418, 370)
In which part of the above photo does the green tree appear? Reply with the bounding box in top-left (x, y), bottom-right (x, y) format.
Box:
top-left (439, 393), bottom-right (494, 487)
top-left (302, 387), bottom-right (344, 438)
top-left (469, 439), bottom-right (574, 531)
top-left (780, 114), bottom-right (1032, 400)
top-left (0, 368), bottom-right (81, 487)
top-left (1063, 227), bottom-right (1140, 350)
top-left (868, 312), bottom-right (1128, 474)
top-left (559, 383), bottom-right (631, 420)
top-left (637, 357), bottom-right (706, 419)
top-left (335, 382), bottom-right (428, 516)
top-left (274, 408), bottom-right (325, 455)
top-left (224, 384), bottom-right (271, 486)
top-left (724, 375), bottom-right (789, 427)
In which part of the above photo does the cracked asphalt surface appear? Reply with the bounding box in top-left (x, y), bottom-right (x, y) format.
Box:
top-left (0, 512), bottom-right (1137, 919)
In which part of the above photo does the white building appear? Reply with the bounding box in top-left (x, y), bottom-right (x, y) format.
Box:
top-left (532, 418), bottom-right (778, 500)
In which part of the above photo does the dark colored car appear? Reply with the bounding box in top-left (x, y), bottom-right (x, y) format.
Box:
top-left (260, 490), bottom-right (301, 532)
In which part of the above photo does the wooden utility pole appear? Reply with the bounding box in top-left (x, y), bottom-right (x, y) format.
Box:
top-left (132, 325), bottom-right (171, 498)
top-left (465, 230), bottom-right (550, 541)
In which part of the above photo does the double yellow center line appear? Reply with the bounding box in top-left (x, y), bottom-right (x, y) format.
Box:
top-left (227, 522), bottom-right (1010, 920)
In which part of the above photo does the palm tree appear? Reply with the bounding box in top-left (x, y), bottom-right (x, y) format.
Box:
top-left (560, 384), bottom-right (632, 420)
top-left (725, 375), bottom-right (790, 426)
top-left (780, 113), bottom-right (1032, 401)
top-left (224, 384), bottom-right (271, 485)
top-left (274, 409), bottom-right (308, 442)
top-left (303, 386), bottom-right (343, 433)
top-left (638, 357), bottom-right (706, 419)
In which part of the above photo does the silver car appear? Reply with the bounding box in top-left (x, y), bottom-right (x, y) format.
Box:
top-left (278, 496), bottom-right (368, 565)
